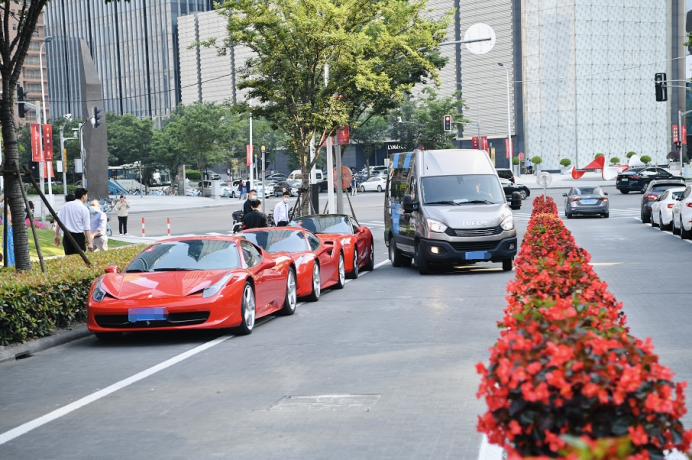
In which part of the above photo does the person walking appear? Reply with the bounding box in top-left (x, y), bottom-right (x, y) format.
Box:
top-left (273, 191), bottom-right (290, 226)
top-left (54, 187), bottom-right (93, 255)
top-left (242, 200), bottom-right (269, 229)
top-left (114, 195), bottom-right (130, 235)
top-left (525, 158), bottom-right (532, 175)
top-left (351, 176), bottom-right (357, 196)
top-left (238, 180), bottom-right (244, 200)
top-left (243, 189), bottom-right (258, 214)
top-left (1, 203), bottom-right (15, 267)
top-left (89, 200), bottom-right (108, 252)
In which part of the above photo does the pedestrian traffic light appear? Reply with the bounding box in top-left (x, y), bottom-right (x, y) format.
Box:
top-left (443, 114), bottom-right (452, 132)
top-left (655, 73), bottom-right (667, 102)
top-left (17, 84), bottom-right (29, 118)
top-left (92, 106), bottom-right (102, 128)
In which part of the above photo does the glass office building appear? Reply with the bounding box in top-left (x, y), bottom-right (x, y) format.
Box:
top-left (44, 0), bottom-right (213, 123)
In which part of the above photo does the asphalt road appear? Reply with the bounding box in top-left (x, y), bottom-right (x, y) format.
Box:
top-left (1, 187), bottom-right (691, 459)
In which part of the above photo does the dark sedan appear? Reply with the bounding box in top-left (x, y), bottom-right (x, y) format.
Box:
top-left (616, 167), bottom-right (678, 194)
top-left (639, 178), bottom-right (687, 223)
top-left (563, 187), bottom-right (609, 218)
top-left (500, 178), bottom-right (530, 200)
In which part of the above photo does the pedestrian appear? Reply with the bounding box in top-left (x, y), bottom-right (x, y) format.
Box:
top-left (114, 195), bottom-right (130, 235)
top-left (54, 187), bottom-right (93, 255)
top-left (237, 180), bottom-right (244, 200)
top-left (351, 176), bottom-right (357, 196)
top-left (242, 200), bottom-right (269, 229)
top-left (1, 203), bottom-right (15, 267)
top-left (243, 189), bottom-right (258, 214)
top-left (88, 200), bottom-right (108, 252)
top-left (273, 191), bottom-right (290, 226)
top-left (525, 158), bottom-right (532, 174)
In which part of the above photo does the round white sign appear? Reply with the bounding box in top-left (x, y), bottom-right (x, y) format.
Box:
top-left (464, 23), bottom-right (496, 55)
top-left (536, 172), bottom-right (553, 188)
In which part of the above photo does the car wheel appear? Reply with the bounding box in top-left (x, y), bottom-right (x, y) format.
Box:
top-left (520, 190), bottom-right (528, 200)
top-left (94, 332), bottom-right (123, 341)
top-left (502, 258), bottom-right (513, 272)
top-left (305, 263), bottom-right (321, 302)
top-left (603, 212), bottom-right (609, 218)
top-left (360, 186), bottom-right (365, 193)
top-left (641, 211), bottom-right (651, 224)
top-left (333, 253), bottom-right (346, 289)
top-left (620, 190), bottom-right (629, 194)
top-left (566, 212), bottom-right (573, 219)
top-left (278, 268), bottom-right (298, 315)
top-left (346, 250), bottom-right (359, 279)
top-left (377, 185), bottom-right (382, 192)
top-left (658, 213), bottom-right (668, 231)
top-left (363, 242), bottom-right (374, 271)
top-left (681, 223), bottom-right (692, 240)
top-left (236, 282), bottom-right (256, 335)
top-left (673, 218), bottom-right (682, 235)
top-left (414, 242), bottom-right (430, 275)
top-left (389, 238), bottom-right (411, 267)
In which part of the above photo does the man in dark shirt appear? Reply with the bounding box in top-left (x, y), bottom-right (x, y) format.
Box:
top-left (242, 200), bottom-right (268, 229)
top-left (243, 189), bottom-right (257, 214)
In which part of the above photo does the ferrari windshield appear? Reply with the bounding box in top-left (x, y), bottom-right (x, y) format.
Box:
top-left (124, 240), bottom-right (241, 272)
top-left (289, 215), bottom-right (354, 234)
top-left (420, 174), bottom-right (505, 205)
top-left (240, 230), bottom-right (309, 253)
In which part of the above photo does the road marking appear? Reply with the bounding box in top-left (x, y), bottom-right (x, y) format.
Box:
top-left (589, 262), bottom-right (622, 266)
top-left (478, 435), bottom-right (503, 460)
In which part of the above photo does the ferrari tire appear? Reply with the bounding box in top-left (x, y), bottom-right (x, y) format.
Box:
top-left (334, 253), bottom-right (346, 289)
top-left (278, 268), bottom-right (298, 315)
top-left (236, 282), bottom-right (256, 335)
top-left (94, 332), bottom-right (122, 341)
top-left (346, 250), bottom-right (359, 279)
top-left (363, 242), bottom-right (374, 271)
top-left (305, 263), bottom-right (321, 302)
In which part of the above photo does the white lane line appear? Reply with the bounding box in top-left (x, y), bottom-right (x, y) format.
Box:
top-left (344, 259), bottom-right (390, 284)
top-left (0, 334), bottom-right (234, 446)
top-left (478, 435), bottom-right (504, 460)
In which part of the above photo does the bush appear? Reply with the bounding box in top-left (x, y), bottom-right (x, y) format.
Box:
top-left (640, 155), bottom-right (652, 164)
top-left (0, 245), bottom-right (145, 345)
top-left (50, 185), bottom-right (77, 195)
top-left (185, 170), bottom-right (201, 181)
top-left (512, 157), bottom-right (520, 165)
top-left (595, 153), bottom-right (604, 158)
top-left (531, 156), bottom-right (542, 165)
top-left (610, 157), bottom-right (620, 165)
top-left (559, 158), bottom-right (572, 167)
top-left (626, 151), bottom-right (637, 158)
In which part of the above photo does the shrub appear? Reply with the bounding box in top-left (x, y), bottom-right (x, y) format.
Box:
top-left (626, 151), bottom-right (637, 158)
top-left (610, 157), bottom-right (620, 165)
top-left (185, 170), bottom-right (201, 181)
top-left (0, 245), bottom-right (145, 345)
top-left (531, 156), bottom-right (542, 165)
top-left (559, 158), bottom-right (572, 167)
top-left (640, 155), bottom-right (651, 165)
top-left (595, 153), bottom-right (604, 158)
top-left (512, 157), bottom-right (520, 165)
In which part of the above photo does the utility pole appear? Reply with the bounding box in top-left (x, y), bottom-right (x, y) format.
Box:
top-left (59, 120), bottom-right (78, 197)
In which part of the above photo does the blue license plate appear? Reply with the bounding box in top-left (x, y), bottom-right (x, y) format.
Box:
top-left (581, 199), bottom-right (596, 204)
top-left (128, 308), bottom-right (168, 322)
top-left (465, 251), bottom-right (490, 260)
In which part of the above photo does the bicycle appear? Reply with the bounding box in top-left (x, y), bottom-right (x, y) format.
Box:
top-left (98, 197), bottom-right (114, 213)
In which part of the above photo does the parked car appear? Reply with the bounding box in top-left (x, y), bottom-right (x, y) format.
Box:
top-left (238, 227), bottom-right (346, 301)
top-left (672, 185), bottom-right (692, 239)
top-left (273, 180), bottom-right (299, 197)
top-left (289, 214), bottom-right (374, 279)
top-left (563, 186), bottom-right (609, 218)
top-left (500, 178), bottom-right (530, 200)
top-left (496, 168), bottom-right (515, 184)
top-left (265, 173), bottom-right (287, 181)
top-left (359, 176), bottom-right (386, 192)
top-left (639, 178), bottom-right (687, 223)
top-left (86, 236), bottom-right (298, 339)
top-left (651, 187), bottom-right (685, 231)
top-left (616, 167), bottom-right (678, 194)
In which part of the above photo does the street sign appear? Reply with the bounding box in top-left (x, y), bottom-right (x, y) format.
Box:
top-left (30, 123), bottom-right (41, 162)
top-left (481, 137), bottom-right (488, 152)
top-left (518, 152), bottom-right (525, 161)
top-left (336, 125), bottom-right (350, 145)
top-left (505, 139), bottom-right (510, 159)
top-left (682, 126), bottom-right (688, 145)
top-left (472, 137), bottom-right (479, 149)
top-left (43, 124), bottom-right (53, 160)
top-left (673, 125), bottom-right (680, 144)
top-left (464, 23), bottom-right (496, 55)
top-left (536, 172), bottom-right (553, 188)
top-left (246, 144), bottom-right (253, 166)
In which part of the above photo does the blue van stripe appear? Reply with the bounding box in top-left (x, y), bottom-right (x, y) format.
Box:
top-left (403, 152), bottom-right (412, 168)
top-left (392, 153), bottom-right (400, 168)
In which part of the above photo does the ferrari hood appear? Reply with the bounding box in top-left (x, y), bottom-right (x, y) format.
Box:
top-left (99, 270), bottom-right (234, 300)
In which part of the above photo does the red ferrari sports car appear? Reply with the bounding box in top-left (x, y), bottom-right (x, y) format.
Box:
top-left (87, 236), bottom-right (297, 340)
top-left (238, 227), bottom-right (346, 301)
top-left (288, 214), bottom-right (374, 279)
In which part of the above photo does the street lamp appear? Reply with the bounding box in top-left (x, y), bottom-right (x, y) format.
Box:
top-left (39, 36), bottom-right (54, 204)
top-left (59, 114), bottom-right (77, 197)
top-left (497, 62), bottom-right (514, 172)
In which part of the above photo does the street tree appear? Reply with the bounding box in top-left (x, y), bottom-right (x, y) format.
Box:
top-left (350, 114), bottom-right (388, 177)
top-left (1, 0), bottom-right (125, 271)
top-left (216, 0), bottom-right (450, 211)
top-left (106, 112), bottom-right (153, 165)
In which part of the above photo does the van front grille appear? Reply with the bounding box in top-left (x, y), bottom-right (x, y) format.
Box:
top-left (445, 226), bottom-right (503, 237)
top-left (449, 241), bottom-right (499, 252)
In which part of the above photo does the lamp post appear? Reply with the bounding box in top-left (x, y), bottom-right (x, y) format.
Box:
top-left (497, 62), bottom-right (513, 171)
top-left (261, 145), bottom-right (266, 211)
top-left (59, 116), bottom-right (77, 197)
top-left (678, 110), bottom-right (692, 177)
top-left (39, 36), bottom-right (54, 204)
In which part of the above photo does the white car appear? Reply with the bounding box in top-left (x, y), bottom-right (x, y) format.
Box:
top-left (651, 187), bottom-right (685, 231)
top-left (359, 176), bottom-right (386, 193)
top-left (671, 185), bottom-right (692, 239)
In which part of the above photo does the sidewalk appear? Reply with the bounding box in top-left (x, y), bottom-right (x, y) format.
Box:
top-left (515, 170), bottom-right (617, 189)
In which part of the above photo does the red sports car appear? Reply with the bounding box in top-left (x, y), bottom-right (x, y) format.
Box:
top-left (238, 227), bottom-right (346, 301)
top-left (288, 214), bottom-right (374, 279)
top-left (87, 236), bottom-right (297, 340)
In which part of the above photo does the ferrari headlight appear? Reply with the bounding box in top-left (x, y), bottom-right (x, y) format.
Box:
top-left (92, 277), bottom-right (107, 302)
top-left (501, 215), bottom-right (515, 231)
top-left (202, 273), bottom-right (233, 299)
top-left (427, 219), bottom-right (447, 233)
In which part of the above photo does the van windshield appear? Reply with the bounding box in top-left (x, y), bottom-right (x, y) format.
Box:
top-left (420, 175), bottom-right (505, 205)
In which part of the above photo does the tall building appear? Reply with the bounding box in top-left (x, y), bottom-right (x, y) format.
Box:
top-left (43, 0), bottom-right (213, 124)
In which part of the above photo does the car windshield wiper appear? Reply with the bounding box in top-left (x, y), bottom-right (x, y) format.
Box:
top-left (460, 199), bottom-right (496, 205)
top-left (124, 269), bottom-right (150, 273)
top-left (153, 268), bottom-right (202, 272)
top-left (426, 200), bottom-right (459, 205)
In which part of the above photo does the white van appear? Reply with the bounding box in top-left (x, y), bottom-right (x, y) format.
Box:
top-left (384, 149), bottom-right (521, 275)
top-left (288, 169), bottom-right (324, 182)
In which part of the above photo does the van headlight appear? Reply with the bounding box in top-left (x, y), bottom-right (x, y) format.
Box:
top-left (501, 215), bottom-right (515, 231)
top-left (427, 219), bottom-right (447, 233)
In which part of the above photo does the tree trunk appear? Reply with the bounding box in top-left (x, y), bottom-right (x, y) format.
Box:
top-left (1, 88), bottom-right (32, 270)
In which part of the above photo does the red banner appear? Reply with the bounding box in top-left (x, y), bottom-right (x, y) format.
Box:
top-left (43, 124), bottom-right (53, 160)
top-left (481, 136), bottom-right (488, 152)
top-left (682, 125), bottom-right (688, 145)
top-left (336, 125), bottom-right (349, 145)
top-left (472, 137), bottom-right (479, 149)
top-left (31, 123), bottom-right (42, 162)
top-left (673, 125), bottom-right (680, 144)
top-left (246, 144), bottom-right (253, 166)
top-left (505, 139), bottom-right (510, 159)
top-left (43, 161), bottom-right (54, 179)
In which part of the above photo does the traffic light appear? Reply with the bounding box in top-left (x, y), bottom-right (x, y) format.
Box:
top-left (17, 84), bottom-right (29, 118)
top-left (443, 114), bottom-right (452, 131)
top-left (92, 106), bottom-right (102, 128)
top-left (655, 73), bottom-right (667, 102)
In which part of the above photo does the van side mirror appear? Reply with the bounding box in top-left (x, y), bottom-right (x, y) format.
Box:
top-left (510, 192), bottom-right (522, 210)
top-left (403, 195), bottom-right (418, 213)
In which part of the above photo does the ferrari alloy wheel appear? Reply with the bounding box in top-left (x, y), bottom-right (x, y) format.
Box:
top-left (363, 242), bottom-right (374, 271)
top-left (237, 282), bottom-right (256, 335)
top-left (334, 253), bottom-right (346, 289)
top-left (347, 250), bottom-right (359, 279)
top-left (279, 268), bottom-right (298, 315)
top-left (306, 263), bottom-right (321, 302)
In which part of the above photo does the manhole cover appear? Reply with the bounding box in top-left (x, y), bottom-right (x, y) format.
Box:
top-left (270, 394), bottom-right (381, 412)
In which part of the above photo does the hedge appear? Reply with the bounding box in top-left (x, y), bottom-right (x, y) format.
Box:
top-left (0, 245), bottom-right (145, 345)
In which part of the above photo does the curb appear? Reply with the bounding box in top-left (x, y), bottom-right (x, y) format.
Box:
top-left (0, 325), bottom-right (91, 365)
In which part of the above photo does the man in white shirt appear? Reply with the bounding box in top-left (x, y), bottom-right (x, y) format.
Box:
top-left (89, 200), bottom-right (108, 252)
top-left (273, 191), bottom-right (290, 226)
top-left (54, 187), bottom-right (93, 255)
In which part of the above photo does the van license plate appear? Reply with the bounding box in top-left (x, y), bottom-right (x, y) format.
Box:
top-left (466, 251), bottom-right (490, 260)
top-left (128, 308), bottom-right (168, 322)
